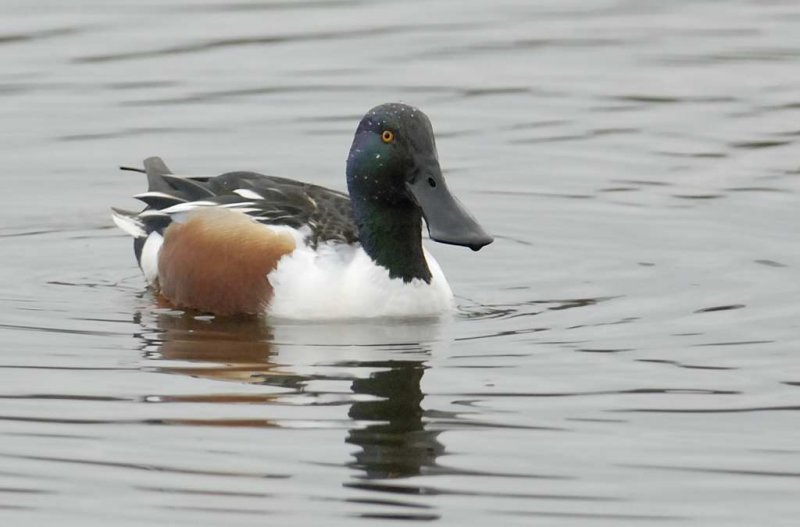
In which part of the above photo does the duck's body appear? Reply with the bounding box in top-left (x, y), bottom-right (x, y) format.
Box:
top-left (265, 230), bottom-right (454, 319)
top-left (113, 104), bottom-right (492, 319)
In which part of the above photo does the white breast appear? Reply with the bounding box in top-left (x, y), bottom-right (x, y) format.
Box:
top-left (266, 237), bottom-right (454, 320)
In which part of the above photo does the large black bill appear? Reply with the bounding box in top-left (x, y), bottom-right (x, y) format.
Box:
top-left (406, 168), bottom-right (494, 251)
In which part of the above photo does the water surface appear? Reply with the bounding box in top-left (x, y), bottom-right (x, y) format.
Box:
top-left (1, 0), bottom-right (800, 525)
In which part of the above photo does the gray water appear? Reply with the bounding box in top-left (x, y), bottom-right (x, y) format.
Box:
top-left (2, 0), bottom-right (800, 525)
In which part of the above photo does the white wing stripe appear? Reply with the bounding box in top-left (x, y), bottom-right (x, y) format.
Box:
top-left (133, 191), bottom-right (188, 203)
top-left (232, 189), bottom-right (264, 200)
top-left (160, 201), bottom-right (217, 214)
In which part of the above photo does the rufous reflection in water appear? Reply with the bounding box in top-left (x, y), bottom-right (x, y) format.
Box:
top-left (136, 307), bottom-right (447, 478)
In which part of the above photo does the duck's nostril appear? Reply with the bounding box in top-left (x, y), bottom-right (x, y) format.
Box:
top-left (427, 177), bottom-right (436, 188)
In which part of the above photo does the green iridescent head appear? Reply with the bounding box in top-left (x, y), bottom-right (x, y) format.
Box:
top-left (346, 103), bottom-right (493, 252)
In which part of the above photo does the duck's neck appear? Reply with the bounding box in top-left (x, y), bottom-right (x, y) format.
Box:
top-left (351, 197), bottom-right (432, 283)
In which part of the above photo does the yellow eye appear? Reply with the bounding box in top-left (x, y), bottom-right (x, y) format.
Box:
top-left (381, 130), bottom-right (395, 143)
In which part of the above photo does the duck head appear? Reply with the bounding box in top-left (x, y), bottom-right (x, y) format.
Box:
top-left (346, 103), bottom-right (493, 251)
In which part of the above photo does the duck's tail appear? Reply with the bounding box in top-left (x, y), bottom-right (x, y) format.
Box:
top-left (110, 207), bottom-right (146, 238)
top-left (112, 157), bottom-right (182, 272)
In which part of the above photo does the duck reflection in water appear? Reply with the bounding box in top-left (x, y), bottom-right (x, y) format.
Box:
top-left (347, 359), bottom-right (443, 479)
top-left (136, 307), bottom-right (445, 479)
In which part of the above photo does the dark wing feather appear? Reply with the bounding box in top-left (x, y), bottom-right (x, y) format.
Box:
top-left (210, 171), bottom-right (357, 246)
top-left (120, 157), bottom-right (358, 249)
top-left (160, 174), bottom-right (216, 201)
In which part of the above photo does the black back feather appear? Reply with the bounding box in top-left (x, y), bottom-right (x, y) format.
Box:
top-left (123, 157), bottom-right (358, 249)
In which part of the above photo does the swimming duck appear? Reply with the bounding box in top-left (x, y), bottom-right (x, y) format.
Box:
top-left (112, 103), bottom-right (493, 319)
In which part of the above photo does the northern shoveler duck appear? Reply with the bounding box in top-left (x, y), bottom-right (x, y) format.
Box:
top-left (112, 103), bottom-right (493, 319)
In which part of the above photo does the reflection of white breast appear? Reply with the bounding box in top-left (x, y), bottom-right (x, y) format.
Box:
top-left (267, 233), bottom-right (454, 320)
